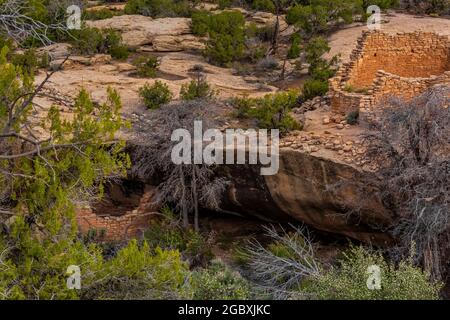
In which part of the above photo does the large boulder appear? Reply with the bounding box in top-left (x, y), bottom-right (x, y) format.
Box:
top-left (86, 15), bottom-right (204, 51)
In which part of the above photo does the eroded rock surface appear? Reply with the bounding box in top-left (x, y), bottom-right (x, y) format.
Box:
top-left (86, 15), bottom-right (205, 51)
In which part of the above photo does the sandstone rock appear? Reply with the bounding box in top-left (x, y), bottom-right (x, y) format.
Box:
top-left (322, 116), bottom-right (330, 124)
top-left (142, 35), bottom-right (205, 52)
top-left (343, 145), bottom-right (353, 152)
top-left (37, 43), bottom-right (71, 60)
top-left (87, 15), bottom-right (202, 50)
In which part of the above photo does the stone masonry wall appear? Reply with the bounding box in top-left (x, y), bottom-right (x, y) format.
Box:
top-left (329, 31), bottom-right (450, 115)
top-left (77, 186), bottom-right (159, 241)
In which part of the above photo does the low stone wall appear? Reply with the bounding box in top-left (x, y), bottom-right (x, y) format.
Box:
top-left (371, 70), bottom-right (450, 105)
top-left (329, 31), bottom-right (450, 115)
top-left (77, 186), bottom-right (159, 241)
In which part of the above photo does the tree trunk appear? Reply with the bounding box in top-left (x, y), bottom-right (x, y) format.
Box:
top-left (271, 1), bottom-right (280, 54)
top-left (192, 165), bottom-right (199, 232)
top-left (179, 165), bottom-right (189, 229)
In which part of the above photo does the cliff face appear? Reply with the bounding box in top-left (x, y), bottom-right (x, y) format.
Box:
top-left (130, 145), bottom-right (395, 245)
top-left (217, 149), bottom-right (394, 245)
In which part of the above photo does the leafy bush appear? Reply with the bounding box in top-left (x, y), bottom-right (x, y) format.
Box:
top-left (144, 206), bottom-right (213, 266)
top-left (191, 10), bottom-right (211, 36)
top-left (244, 228), bottom-right (442, 300)
top-left (83, 8), bottom-right (124, 20)
top-left (286, 0), bottom-right (363, 38)
top-left (302, 246), bottom-right (443, 300)
top-left (180, 74), bottom-right (215, 101)
top-left (299, 37), bottom-right (338, 100)
top-left (139, 81), bottom-right (173, 109)
top-left (233, 90), bottom-right (301, 133)
top-left (252, 0), bottom-right (275, 13)
top-left (244, 37), bottom-right (266, 63)
top-left (305, 36), bottom-right (337, 80)
top-left (346, 109), bottom-right (359, 125)
top-left (133, 55), bottom-right (159, 77)
top-left (124, 0), bottom-right (193, 17)
top-left (84, 240), bottom-right (191, 299)
top-left (302, 79), bottom-right (329, 100)
top-left (203, 11), bottom-right (246, 66)
top-left (0, 47), bottom-right (137, 299)
top-left (192, 11), bottom-right (247, 65)
top-left (217, 0), bottom-right (233, 9)
top-left (287, 34), bottom-right (301, 59)
top-left (70, 27), bottom-right (129, 60)
top-left (245, 23), bottom-right (276, 43)
top-left (10, 49), bottom-right (39, 74)
top-left (191, 259), bottom-right (251, 300)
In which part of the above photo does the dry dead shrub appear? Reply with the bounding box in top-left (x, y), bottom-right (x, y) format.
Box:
top-left (363, 85), bottom-right (450, 279)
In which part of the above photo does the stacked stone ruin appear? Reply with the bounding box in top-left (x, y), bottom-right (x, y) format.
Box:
top-left (329, 31), bottom-right (450, 120)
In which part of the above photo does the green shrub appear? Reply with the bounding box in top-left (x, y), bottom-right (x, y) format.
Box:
top-left (192, 11), bottom-right (246, 65)
top-left (344, 84), bottom-right (369, 94)
top-left (10, 49), bottom-right (39, 74)
top-left (191, 10), bottom-right (211, 36)
top-left (103, 29), bottom-right (130, 60)
top-left (191, 259), bottom-right (251, 300)
top-left (109, 45), bottom-right (130, 60)
top-left (85, 240), bottom-right (190, 299)
top-left (305, 36), bottom-right (337, 80)
top-left (302, 79), bottom-right (328, 100)
top-left (133, 55), bottom-right (159, 77)
top-left (180, 75), bottom-right (215, 101)
top-left (124, 0), bottom-right (193, 17)
top-left (70, 27), bottom-right (129, 60)
top-left (83, 8), bottom-right (124, 20)
top-left (252, 0), bottom-right (275, 13)
top-left (39, 51), bottom-right (50, 69)
top-left (299, 36), bottom-right (338, 100)
top-left (203, 11), bottom-right (246, 65)
top-left (302, 246), bottom-right (443, 300)
top-left (217, 0), bottom-right (233, 9)
top-left (234, 90), bottom-right (301, 133)
top-left (231, 95), bottom-right (256, 119)
top-left (139, 81), bottom-right (173, 109)
top-left (144, 206), bottom-right (213, 266)
top-left (287, 34), bottom-right (301, 59)
top-left (346, 109), bottom-right (359, 125)
top-left (286, 0), bottom-right (362, 37)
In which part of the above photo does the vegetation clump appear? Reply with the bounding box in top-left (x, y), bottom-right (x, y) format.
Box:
top-left (232, 90), bottom-right (301, 133)
top-left (133, 55), bottom-right (160, 78)
top-left (139, 80), bottom-right (173, 109)
top-left (244, 227), bottom-right (443, 300)
top-left (70, 27), bottom-right (130, 60)
top-left (124, 0), bottom-right (194, 18)
top-left (192, 11), bottom-right (246, 66)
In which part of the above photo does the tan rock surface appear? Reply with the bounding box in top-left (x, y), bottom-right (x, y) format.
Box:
top-left (86, 15), bottom-right (199, 49)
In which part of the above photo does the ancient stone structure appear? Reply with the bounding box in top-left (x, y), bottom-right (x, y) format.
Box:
top-left (329, 31), bottom-right (450, 117)
top-left (77, 185), bottom-right (158, 241)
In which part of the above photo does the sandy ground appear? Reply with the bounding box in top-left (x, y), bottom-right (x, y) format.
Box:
top-left (326, 13), bottom-right (450, 62)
